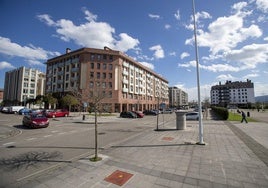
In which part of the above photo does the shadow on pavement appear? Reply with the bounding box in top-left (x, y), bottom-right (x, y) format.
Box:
top-left (0, 151), bottom-right (68, 171)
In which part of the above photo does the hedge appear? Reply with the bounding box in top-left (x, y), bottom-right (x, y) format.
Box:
top-left (211, 106), bottom-right (229, 120)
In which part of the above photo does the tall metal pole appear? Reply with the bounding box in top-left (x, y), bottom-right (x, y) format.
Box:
top-left (192, 0), bottom-right (205, 145)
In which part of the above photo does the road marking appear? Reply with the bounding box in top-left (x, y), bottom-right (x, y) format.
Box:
top-left (44, 135), bottom-right (52, 138)
top-left (26, 138), bottom-right (37, 141)
top-left (3, 142), bottom-right (16, 146)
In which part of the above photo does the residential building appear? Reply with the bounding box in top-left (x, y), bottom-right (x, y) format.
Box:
top-left (169, 87), bottom-right (188, 108)
top-left (45, 47), bottom-right (169, 112)
top-left (3, 67), bottom-right (46, 105)
top-left (210, 80), bottom-right (255, 107)
top-left (0, 88), bottom-right (3, 104)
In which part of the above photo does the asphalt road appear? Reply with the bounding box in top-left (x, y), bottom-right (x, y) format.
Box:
top-left (0, 112), bottom-right (172, 187)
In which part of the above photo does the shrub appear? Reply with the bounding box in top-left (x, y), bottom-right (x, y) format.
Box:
top-left (211, 106), bottom-right (229, 120)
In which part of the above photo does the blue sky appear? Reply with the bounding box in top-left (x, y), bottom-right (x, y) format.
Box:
top-left (0, 0), bottom-right (267, 101)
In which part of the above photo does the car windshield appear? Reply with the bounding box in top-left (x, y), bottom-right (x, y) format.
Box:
top-left (32, 114), bottom-right (46, 118)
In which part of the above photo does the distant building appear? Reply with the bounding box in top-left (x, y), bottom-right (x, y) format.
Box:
top-left (210, 80), bottom-right (255, 107)
top-left (3, 67), bottom-right (46, 105)
top-left (45, 47), bottom-right (169, 112)
top-left (168, 87), bottom-right (188, 108)
top-left (0, 88), bottom-right (3, 104)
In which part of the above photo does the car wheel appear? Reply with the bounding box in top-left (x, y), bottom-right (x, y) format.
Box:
top-left (52, 115), bottom-right (55, 118)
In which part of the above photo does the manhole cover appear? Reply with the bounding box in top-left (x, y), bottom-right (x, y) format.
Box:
top-left (104, 170), bottom-right (133, 186)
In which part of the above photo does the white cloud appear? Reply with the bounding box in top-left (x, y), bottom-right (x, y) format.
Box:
top-left (256, 0), bottom-right (268, 13)
top-left (0, 61), bottom-right (15, 70)
top-left (174, 10), bottom-right (180, 20)
top-left (149, 45), bottom-right (165, 59)
top-left (165, 24), bottom-right (171, 29)
top-left (180, 52), bottom-right (190, 59)
top-left (178, 60), bottom-right (241, 72)
top-left (37, 14), bottom-right (56, 26)
top-left (148, 14), bottom-right (160, 20)
top-left (216, 74), bottom-right (236, 81)
top-left (115, 33), bottom-right (140, 52)
top-left (139, 61), bottom-right (154, 70)
top-left (38, 9), bottom-right (140, 52)
top-left (169, 52), bottom-right (176, 56)
top-left (242, 73), bottom-right (259, 79)
top-left (185, 8), bottom-right (262, 55)
top-left (264, 37), bottom-right (268, 41)
top-left (224, 43), bottom-right (268, 69)
top-left (0, 36), bottom-right (60, 66)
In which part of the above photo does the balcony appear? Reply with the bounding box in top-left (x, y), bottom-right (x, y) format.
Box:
top-left (123, 79), bottom-right (129, 84)
top-left (71, 67), bottom-right (79, 72)
top-left (123, 70), bottom-right (129, 76)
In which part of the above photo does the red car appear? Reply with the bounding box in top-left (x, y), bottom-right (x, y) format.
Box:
top-left (45, 109), bottom-right (69, 118)
top-left (132, 111), bottom-right (144, 118)
top-left (22, 114), bottom-right (49, 128)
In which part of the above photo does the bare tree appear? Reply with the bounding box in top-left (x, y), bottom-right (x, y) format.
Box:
top-left (86, 81), bottom-right (109, 161)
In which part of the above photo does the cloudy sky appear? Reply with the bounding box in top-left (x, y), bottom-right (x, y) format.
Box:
top-left (0, 0), bottom-right (267, 101)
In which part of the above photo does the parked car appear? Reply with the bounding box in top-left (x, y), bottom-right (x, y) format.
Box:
top-left (186, 112), bottom-right (200, 120)
top-left (18, 108), bottom-right (32, 115)
top-left (120, 111), bottom-right (137, 118)
top-left (22, 114), bottom-right (49, 128)
top-left (31, 109), bottom-right (45, 114)
top-left (143, 110), bottom-right (158, 115)
top-left (1, 106), bottom-right (10, 113)
top-left (161, 109), bottom-right (173, 114)
top-left (132, 111), bottom-right (144, 118)
top-left (9, 106), bottom-right (25, 114)
top-left (45, 109), bottom-right (69, 118)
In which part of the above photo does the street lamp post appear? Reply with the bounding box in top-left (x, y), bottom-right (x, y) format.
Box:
top-left (192, 0), bottom-right (205, 145)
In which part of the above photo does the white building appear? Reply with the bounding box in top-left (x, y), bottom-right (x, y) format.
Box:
top-left (211, 80), bottom-right (255, 107)
top-left (4, 67), bottom-right (46, 105)
top-left (169, 87), bottom-right (188, 108)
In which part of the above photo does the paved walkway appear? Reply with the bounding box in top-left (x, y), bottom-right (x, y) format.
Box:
top-left (8, 113), bottom-right (268, 188)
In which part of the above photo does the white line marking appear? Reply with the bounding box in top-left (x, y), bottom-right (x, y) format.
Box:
top-left (3, 142), bottom-right (15, 146)
top-left (26, 138), bottom-right (37, 141)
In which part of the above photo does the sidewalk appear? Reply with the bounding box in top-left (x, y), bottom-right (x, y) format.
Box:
top-left (13, 116), bottom-right (268, 188)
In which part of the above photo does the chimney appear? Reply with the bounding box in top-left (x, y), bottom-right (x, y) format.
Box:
top-left (66, 48), bottom-right (71, 54)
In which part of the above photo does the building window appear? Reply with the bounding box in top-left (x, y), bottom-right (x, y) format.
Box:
top-left (109, 64), bottom-right (113, 70)
top-left (89, 82), bottom-right (94, 88)
top-left (103, 54), bottom-right (107, 61)
top-left (91, 63), bottom-right (94, 69)
top-left (97, 63), bottom-right (100, 69)
top-left (90, 54), bottom-right (95, 60)
top-left (102, 82), bottom-right (106, 88)
top-left (97, 54), bottom-right (101, 61)
top-left (103, 64), bottom-right (107, 70)
top-left (109, 55), bottom-right (113, 61)
top-left (90, 72), bottom-right (94, 79)
top-left (109, 82), bottom-right (112, 88)
top-left (109, 73), bottom-right (112, 79)
top-left (102, 73), bottom-right (106, 79)
top-left (97, 72), bottom-right (100, 79)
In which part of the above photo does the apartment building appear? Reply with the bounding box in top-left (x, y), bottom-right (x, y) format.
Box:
top-left (169, 87), bottom-right (188, 108)
top-left (211, 80), bottom-right (255, 107)
top-left (45, 47), bottom-right (169, 113)
top-left (0, 88), bottom-right (3, 104)
top-left (3, 67), bottom-right (46, 105)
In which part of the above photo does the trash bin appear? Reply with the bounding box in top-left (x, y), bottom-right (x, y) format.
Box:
top-left (247, 112), bottom-right (250, 117)
top-left (82, 114), bottom-right (85, 120)
top-left (175, 111), bottom-right (188, 130)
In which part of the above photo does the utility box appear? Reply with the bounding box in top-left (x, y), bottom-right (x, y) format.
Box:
top-left (175, 111), bottom-right (188, 130)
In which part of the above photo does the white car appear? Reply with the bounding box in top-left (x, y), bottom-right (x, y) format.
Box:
top-left (186, 112), bottom-right (200, 120)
